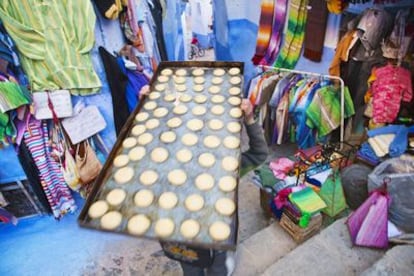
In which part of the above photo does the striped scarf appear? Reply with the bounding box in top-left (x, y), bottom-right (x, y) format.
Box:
top-left (273, 0), bottom-right (309, 69)
top-left (252, 0), bottom-right (276, 65)
top-left (23, 120), bottom-right (76, 219)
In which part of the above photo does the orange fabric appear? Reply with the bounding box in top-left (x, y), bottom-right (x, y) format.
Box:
top-left (329, 30), bottom-right (357, 77)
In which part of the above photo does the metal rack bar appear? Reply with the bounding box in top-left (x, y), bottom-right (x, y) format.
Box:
top-left (258, 65), bottom-right (346, 144)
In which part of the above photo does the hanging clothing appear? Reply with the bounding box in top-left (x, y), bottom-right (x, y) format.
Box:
top-left (98, 47), bottom-right (129, 136)
top-left (93, 0), bottom-right (127, 20)
top-left (147, 0), bottom-right (168, 61)
top-left (0, 1), bottom-right (101, 95)
top-left (23, 120), bottom-right (76, 219)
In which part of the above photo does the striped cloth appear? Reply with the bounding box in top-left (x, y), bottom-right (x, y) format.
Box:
top-left (0, 1), bottom-right (101, 95)
top-left (273, 0), bottom-right (309, 69)
top-left (252, 0), bottom-right (276, 65)
top-left (23, 120), bottom-right (76, 218)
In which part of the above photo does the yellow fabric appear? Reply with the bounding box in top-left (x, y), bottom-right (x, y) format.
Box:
top-left (0, 0), bottom-right (101, 95)
top-left (329, 30), bottom-right (357, 77)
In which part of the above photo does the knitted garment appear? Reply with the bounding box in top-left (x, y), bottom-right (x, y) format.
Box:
top-left (273, 0), bottom-right (309, 69)
top-left (252, 0), bottom-right (276, 65)
top-left (23, 120), bottom-right (76, 219)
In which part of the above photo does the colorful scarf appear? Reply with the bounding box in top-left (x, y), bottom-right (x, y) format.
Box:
top-left (252, 0), bottom-right (276, 65)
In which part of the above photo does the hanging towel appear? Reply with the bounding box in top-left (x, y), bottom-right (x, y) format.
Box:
top-left (23, 120), bottom-right (76, 219)
top-left (252, 0), bottom-right (276, 65)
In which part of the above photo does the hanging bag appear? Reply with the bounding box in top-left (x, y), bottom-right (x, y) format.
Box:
top-left (75, 139), bottom-right (102, 185)
top-left (318, 169), bottom-right (347, 217)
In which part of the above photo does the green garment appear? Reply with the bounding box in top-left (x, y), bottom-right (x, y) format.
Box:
top-left (0, 0), bottom-right (101, 95)
top-left (306, 85), bottom-right (355, 138)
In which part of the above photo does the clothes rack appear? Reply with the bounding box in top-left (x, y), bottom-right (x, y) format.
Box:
top-left (258, 65), bottom-right (346, 145)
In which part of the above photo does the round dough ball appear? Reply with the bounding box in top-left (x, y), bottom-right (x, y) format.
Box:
top-left (158, 192), bottom-right (178, 210)
top-left (167, 117), bottom-right (182, 128)
top-left (211, 95), bottom-right (225, 104)
top-left (193, 85), bottom-right (204, 92)
top-left (176, 148), bottom-right (193, 163)
top-left (161, 68), bottom-right (173, 76)
top-left (145, 118), bottom-right (160, 130)
top-left (213, 68), bottom-right (226, 76)
top-left (227, 122), bottom-right (242, 133)
top-left (151, 147), bottom-right (169, 163)
top-left (113, 154), bottom-right (129, 167)
top-left (164, 94), bottom-right (176, 102)
top-left (211, 77), bottom-right (223, 85)
top-left (143, 101), bottom-right (157, 111)
top-left (184, 194), bottom-right (204, 212)
top-left (208, 119), bottom-right (224, 131)
top-left (228, 96), bottom-right (242, 106)
top-left (137, 133), bottom-right (154, 145)
top-left (154, 107), bottom-right (169, 118)
top-left (198, 153), bottom-right (216, 168)
top-left (211, 105), bottom-right (225, 115)
top-left (134, 189), bottom-right (155, 207)
top-left (122, 137), bottom-right (137, 149)
top-left (139, 170), bottom-right (159, 186)
top-left (149, 91), bottom-right (161, 100)
top-left (218, 176), bottom-right (237, 192)
top-left (229, 76), bottom-right (242, 85)
top-left (155, 84), bottom-right (166, 91)
top-left (208, 86), bottom-right (221, 94)
top-left (88, 200), bottom-right (109, 219)
top-left (135, 112), bottom-right (149, 122)
top-left (114, 166), bottom-right (134, 184)
top-left (100, 211), bottom-right (122, 230)
top-left (229, 107), bottom-right (242, 118)
top-left (209, 221), bottom-right (231, 241)
top-left (180, 219), bottom-right (200, 239)
top-left (229, 87), bottom-right (241, 96)
top-left (203, 135), bottom-right (221, 148)
top-left (128, 146), bottom-right (146, 161)
top-left (106, 188), bottom-right (127, 206)
top-left (173, 104), bottom-right (188, 115)
top-left (193, 76), bottom-right (205, 84)
top-left (131, 124), bottom-right (146, 136)
top-left (160, 131), bottom-right (177, 143)
top-left (186, 119), bottom-right (204, 131)
top-left (194, 94), bottom-right (207, 103)
top-left (168, 169), bottom-right (187, 186)
top-left (192, 105), bottom-right (207, 116)
top-left (195, 173), bottom-right (215, 190)
top-left (155, 218), bottom-right (175, 238)
top-left (223, 136), bottom-right (241, 149)
top-left (181, 133), bottom-right (198, 146)
top-left (215, 198), bottom-right (236, 216)
top-left (128, 214), bottom-right (151, 235)
top-left (222, 156), bottom-right (239, 172)
top-left (175, 84), bottom-right (187, 92)
top-left (192, 68), bottom-right (204, 76)
top-left (158, 75), bottom-right (169, 83)
top-left (179, 94), bottom-right (192, 103)
top-left (175, 69), bottom-right (187, 76)
top-left (229, 67), bottom-right (241, 75)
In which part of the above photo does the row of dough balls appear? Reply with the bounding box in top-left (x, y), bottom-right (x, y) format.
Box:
top-left (148, 92), bottom-right (242, 107)
top-left (160, 67), bottom-right (240, 78)
top-left (152, 82), bottom-right (242, 96)
top-left (88, 199), bottom-right (233, 240)
top-left (113, 153), bottom-right (239, 185)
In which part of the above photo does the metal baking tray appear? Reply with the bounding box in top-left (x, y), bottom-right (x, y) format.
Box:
top-left (78, 61), bottom-right (244, 250)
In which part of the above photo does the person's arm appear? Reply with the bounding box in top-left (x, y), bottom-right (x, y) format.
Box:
top-left (240, 99), bottom-right (268, 177)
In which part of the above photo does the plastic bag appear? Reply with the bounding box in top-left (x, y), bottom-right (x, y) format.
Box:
top-left (368, 155), bottom-right (414, 232)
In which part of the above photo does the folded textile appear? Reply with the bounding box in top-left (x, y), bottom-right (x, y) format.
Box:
top-left (269, 157), bottom-right (296, 179)
top-left (289, 186), bottom-right (327, 214)
top-left (368, 134), bottom-right (395, 157)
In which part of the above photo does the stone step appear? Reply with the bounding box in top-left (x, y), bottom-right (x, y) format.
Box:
top-left (361, 245), bottom-right (414, 276)
top-left (261, 218), bottom-right (386, 276)
top-left (233, 221), bottom-right (297, 276)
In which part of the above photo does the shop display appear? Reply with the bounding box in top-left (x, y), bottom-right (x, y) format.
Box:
top-left (79, 61), bottom-right (244, 250)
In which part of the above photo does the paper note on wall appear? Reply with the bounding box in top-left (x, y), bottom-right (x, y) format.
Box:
top-left (62, 105), bottom-right (107, 144)
top-left (32, 90), bottom-right (73, 120)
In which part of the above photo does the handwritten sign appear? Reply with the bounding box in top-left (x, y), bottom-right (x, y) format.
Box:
top-left (32, 90), bottom-right (73, 120)
top-left (62, 105), bottom-right (107, 144)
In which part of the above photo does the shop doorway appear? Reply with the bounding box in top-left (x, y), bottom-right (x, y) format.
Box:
top-left (185, 0), bottom-right (216, 61)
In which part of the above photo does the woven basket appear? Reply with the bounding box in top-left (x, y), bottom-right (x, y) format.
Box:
top-left (280, 212), bottom-right (323, 243)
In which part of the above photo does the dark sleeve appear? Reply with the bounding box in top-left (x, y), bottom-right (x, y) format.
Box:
top-left (240, 121), bottom-right (269, 177)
